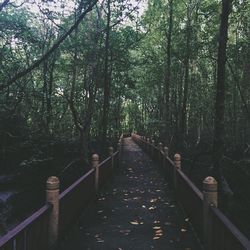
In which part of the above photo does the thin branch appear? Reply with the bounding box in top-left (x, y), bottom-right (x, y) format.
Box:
top-left (0, 0), bottom-right (98, 91)
top-left (0, 0), bottom-right (10, 11)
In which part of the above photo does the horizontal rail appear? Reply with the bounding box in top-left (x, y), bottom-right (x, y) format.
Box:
top-left (210, 206), bottom-right (250, 249)
top-left (0, 146), bottom-right (121, 250)
top-left (59, 168), bottom-right (95, 200)
top-left (0, 204), bottom-right (52, 248)
top-left (132, 133), bottom-right (250, 250)
top-left (59, 151), bottom-right (119, 233)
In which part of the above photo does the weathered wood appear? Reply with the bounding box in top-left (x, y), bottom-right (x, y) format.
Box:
top-left (46, 176), bottom-right (60, 248)
top-left (92, 154), bottom-right (100, 192)
top-left (203, 176), bottom-right (218, 250)
top-left (132, 134), bottom-right (250, 249)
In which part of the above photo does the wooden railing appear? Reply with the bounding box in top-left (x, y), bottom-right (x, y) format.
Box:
top-left (132, 133), bottom-right (250, 250)
top-left (0, 204), bottom-right (51, 250)
top-left (0, 143), bottom-right (121, 250)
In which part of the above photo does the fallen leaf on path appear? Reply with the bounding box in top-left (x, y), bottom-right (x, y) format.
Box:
top-left (155, 229), bottom-right (163, 234)
top-left (153, 236), bottom-right (160, 240)
top-left (150, 198), bottom-right (157, 203)
top-left (130, 221), bottom-right (139, 225)
top-left (149, 206), bottom-right (156, 210)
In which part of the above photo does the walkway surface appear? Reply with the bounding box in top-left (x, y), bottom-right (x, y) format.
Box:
top-left (58, 138), bottom-right (202, 250)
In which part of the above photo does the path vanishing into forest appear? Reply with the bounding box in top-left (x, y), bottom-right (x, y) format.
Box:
top-left (58, 138), bottom-right (201, 250)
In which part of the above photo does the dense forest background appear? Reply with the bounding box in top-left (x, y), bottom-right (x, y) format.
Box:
top-left (0, 0), bottom-right (249, 239)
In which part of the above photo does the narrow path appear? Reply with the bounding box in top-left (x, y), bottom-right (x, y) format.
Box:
top-left (59, 138), bottom-right (201, 250)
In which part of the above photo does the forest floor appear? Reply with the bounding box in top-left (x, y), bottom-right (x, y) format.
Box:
top-left (58, 138), bottom-right (202, 250)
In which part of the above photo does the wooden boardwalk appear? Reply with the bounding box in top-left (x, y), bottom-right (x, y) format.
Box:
top-left (58, 138), bottom-right (201, 250)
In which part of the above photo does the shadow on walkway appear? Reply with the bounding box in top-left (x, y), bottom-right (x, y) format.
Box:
top-left (58, 138), bottom-right (202, 250)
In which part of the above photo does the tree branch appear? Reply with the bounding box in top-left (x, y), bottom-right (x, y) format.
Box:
top-left (0, 0), bottom-right (98, 91)
top-left (0, 0), bottom-right (10, 12)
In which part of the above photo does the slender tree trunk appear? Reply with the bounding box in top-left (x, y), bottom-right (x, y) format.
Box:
top-left (180, 0), bottom-right (192, 150)
top-left (212, 0), bottom-right (232, 179)
top-left (102, 0), bottom-right (111, 144)
top-left (164, 0), bottom-right (173, 142)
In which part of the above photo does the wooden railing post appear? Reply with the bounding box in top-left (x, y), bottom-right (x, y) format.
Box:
top-left (46, 176), bottom-right (60, 249)
top-left (174, 154), bottom-right (181, 190)
top-left (92, 154), bottom-right (99, 192)
top-left (109, 146), bottom-right (114, 170)
top-left (163, 146), bottom-right (169, 172)
top-left (203, 176), bottom-right (218, 250)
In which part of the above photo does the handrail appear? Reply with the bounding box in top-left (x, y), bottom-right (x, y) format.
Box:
top-left (0, 203), bottom-right (52, 247)
top-left (177, 169), bottom-right (203, 200)
top-left (98, 151), bottom-right (119, 167)
top-left (131, 133), bottom-right (250, 250)
top-left (59, 168), bottom-right (95, 199)
top-left (210, 206), bottom-right (250, 249)
top-left (0, 142), bottom-right (121, 250)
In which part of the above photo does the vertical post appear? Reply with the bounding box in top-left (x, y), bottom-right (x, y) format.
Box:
top-left (203, 176), bottom-right (218, 250)
top-left (46, 176), bottom-right (60, 249)
top-left (109, 146), bottom-right (114, 170)
top-left (92, 154), bottom-right (99, 192)
top-left (163, 146), bottom-right (169, 174)
top-left (174, 154), bottom-right (181, 191)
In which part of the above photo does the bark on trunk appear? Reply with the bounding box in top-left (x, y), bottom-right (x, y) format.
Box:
top-left (164, 0), bottom-right (173, 141)
top-left (101, 0), bottom-right (111, 144)
top-left (212, 0), bottom-right (232, 179)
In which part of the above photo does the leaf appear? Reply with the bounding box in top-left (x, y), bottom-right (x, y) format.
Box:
top-left (130, 221), bottom-right (139, 225)
top-left (155, 229), bottom-right (163, 234)
top-left (153, 236), bottom-right (160, 240)
top-left (150, 198), bottom-right (157, 203)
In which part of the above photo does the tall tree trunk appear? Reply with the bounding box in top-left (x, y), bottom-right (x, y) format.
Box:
top-left (102, 0), bottom-right (111, 144)
top-left (212, 0), bottom-right (232, 179)
top-left (180, 0), bottom-right (192, 150)
top-left (164, 0), bottom-right (173, 142)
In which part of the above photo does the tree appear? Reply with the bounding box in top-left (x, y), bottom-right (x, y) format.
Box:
top-left (212, 0), bottom-right (232, 181)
